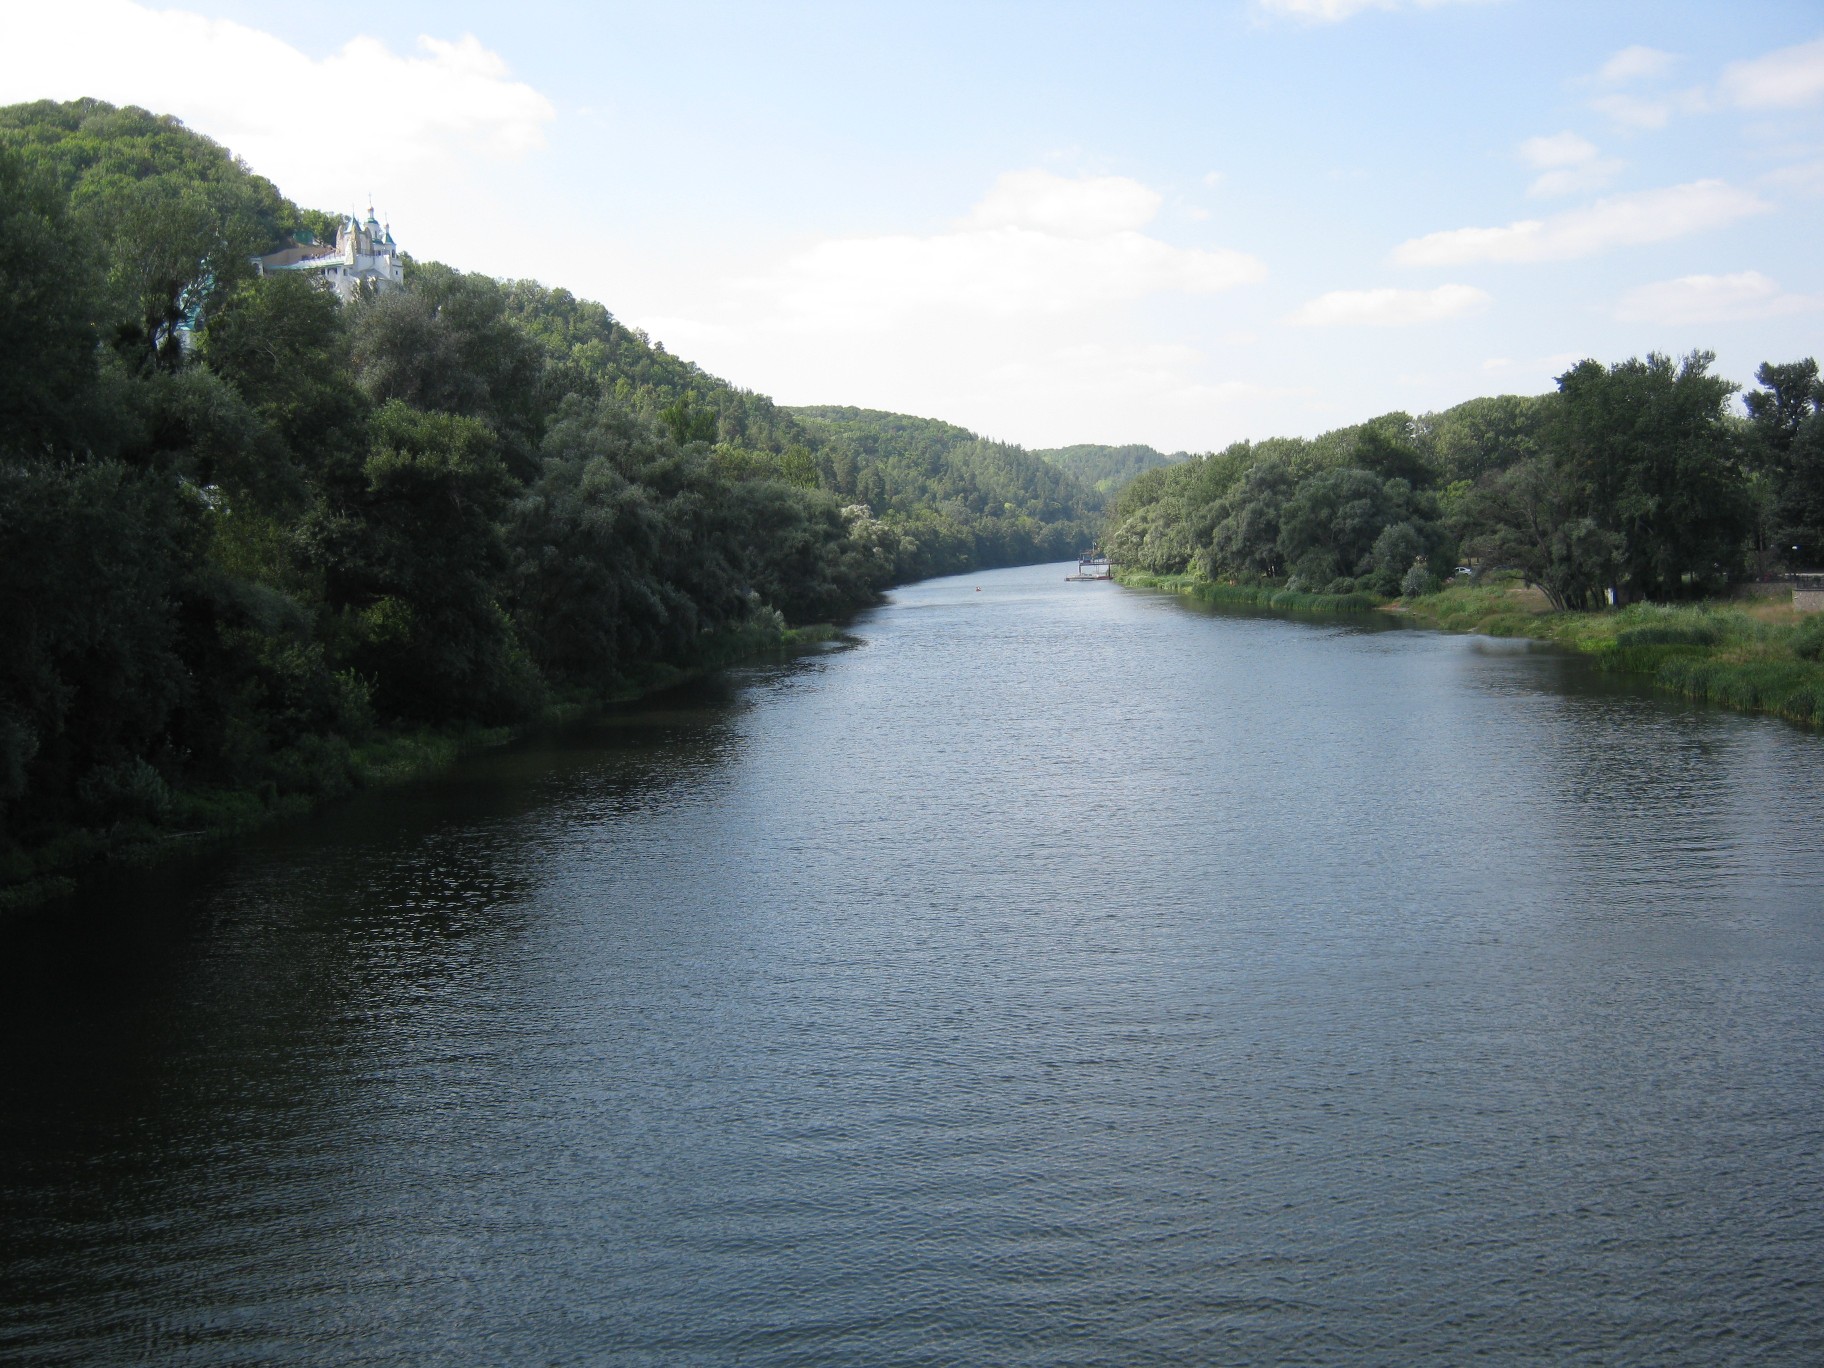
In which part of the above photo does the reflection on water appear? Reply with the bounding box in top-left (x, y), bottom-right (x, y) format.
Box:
top-left (3, 564), bottom-right (1821, 1364)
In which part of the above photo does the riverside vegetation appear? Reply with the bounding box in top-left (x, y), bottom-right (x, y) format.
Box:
top-left (0, 100), bottom-right (1106, 907)
top-left (7, 100), bottom-right (1823, 906)
top-left (1109, 352), bottom-right (1824, 727)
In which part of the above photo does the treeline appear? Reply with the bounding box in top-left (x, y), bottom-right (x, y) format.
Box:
top-left (1108, 357), bottom-right (1824, 608)
top-left (0, 99), bottom-right (1095, 874)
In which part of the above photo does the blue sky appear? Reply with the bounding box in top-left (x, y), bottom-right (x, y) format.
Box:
top-left (4, 0), bottom-right (1822, 450)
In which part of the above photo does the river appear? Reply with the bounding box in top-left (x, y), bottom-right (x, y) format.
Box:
top-left (3, 562), bottom-right (1822, 1364)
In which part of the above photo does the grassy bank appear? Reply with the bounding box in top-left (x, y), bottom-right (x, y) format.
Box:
top-left (1403, 577), bottom-right (1824, 727)
top-left (1116, 570), bottom-right (1382, 614)
top-left (1120, 567), bottom-right (1824, 729)
top-left (0, 621), bottom-right (840, 915)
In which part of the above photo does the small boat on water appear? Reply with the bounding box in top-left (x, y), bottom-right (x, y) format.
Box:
top-left (1066, 554), bottom-right (1113, 582)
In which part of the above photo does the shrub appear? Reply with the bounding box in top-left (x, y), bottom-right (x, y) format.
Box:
top-left (1615, 621), bottom-right (1722, 648)
top-left (1792, 614), bottom-right (1824, 662)
top-left (1401, 561), bottom-right (1440, 598)
top-left (76, 758), bottom-right (172, 825)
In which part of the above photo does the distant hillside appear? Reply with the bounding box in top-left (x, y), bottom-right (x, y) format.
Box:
top-left (788, 406), bottom-right (1101, 571)
top-left (1032, 443), bottom-right (1189, 498)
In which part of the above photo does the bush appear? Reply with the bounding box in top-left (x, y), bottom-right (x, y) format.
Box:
top-left (1792, 614), bottom-right (1824, 662)
top-left (1616, 621), bottom-right (1722, 648)
top-left (76, 758), bottom-right (172, 825)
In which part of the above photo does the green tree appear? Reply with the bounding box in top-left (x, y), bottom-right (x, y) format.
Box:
top-left (201, 270), bottom-right (368, 491)
top-left (1744, 359), bottom-right (1824, 568)
top-left (1551, 352), bottom-right (1748, 599)
top-left (308, 401), bottom-right (537, 722)
top-left (0, 460), bottom-right (199, 835)
top-left (0, 143), bottom-right (99, 453)
top-left (1455, 456), bottom-right (1621, 610)
top-left (351, 265), bottom-right (545, 479)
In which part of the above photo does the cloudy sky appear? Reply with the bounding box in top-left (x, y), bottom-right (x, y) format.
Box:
top-left (3, 0), bottom-right (1821, 450)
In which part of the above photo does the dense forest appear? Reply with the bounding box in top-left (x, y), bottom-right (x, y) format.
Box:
top-left (1031, 443), bottom-right (1186, 499)
top-left (0, 99), bottom-right (1102, 888)
top-left (1108, 362), bottom-right (1824, 608)
top-left (786, 407), bottom-right (1101, 568)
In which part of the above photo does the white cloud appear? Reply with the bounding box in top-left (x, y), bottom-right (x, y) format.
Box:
top-left (1763, 159), bottom-right (1824, 195)
top-left (1392, 180), bottom-right (1771, 266)
top-left (1518, 132), bottom-right (1623, 197)
top-left (1519, 132), bottom-right (1601, 169)
top-left (1718, 37), bottom-right (1824, 110)
top-left (1257, 0), bottom-right (1490, 23)
top-left (1589, 92), bottom-right (1676, 130)
top-left (1202, 170), bottom-right (1226, 189)
top-left (1598, 46), bottom-right (1679, 85)
top-left (0, 1), bottom-right (555, 220)
top-left (1614, 271), bottom-right (1824, 325)
top-left (1287, 284), bottom-right (1491, 326)
top-left (1583, 48), bottom-right (1707, 130)
top-left (965, 170), bottom-right (1161, 237)
top-left (746, 170), bottom-right (1265, 329)
top-left (637, 172), bottom-right (1277, 450)
top-left (1527, 163), bottom-right (1625, 198)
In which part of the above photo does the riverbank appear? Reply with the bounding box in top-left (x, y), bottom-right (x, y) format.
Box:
top-left (0, 621), bottom-right (839, 915)
top-left (1116, 571), bottom-right (1380, 614)
top-left (1405, 579), bottom-right (1824, 726)
top-left (1120, 568), bottom-right (1824, 729)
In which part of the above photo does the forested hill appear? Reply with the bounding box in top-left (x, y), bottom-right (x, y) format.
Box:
top-left (1031, 444), bottom-right (1188, 498)
top-left (787, 406), bottom-right (1100, 568)
top-left (0, 97), bottom-right (1103, 888)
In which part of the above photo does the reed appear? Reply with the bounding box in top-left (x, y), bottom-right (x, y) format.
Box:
top-left (1118, 571), bottom-right (1381, 615)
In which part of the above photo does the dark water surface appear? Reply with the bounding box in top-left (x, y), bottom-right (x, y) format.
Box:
top-left (4, 563), bottom-right (1823, 1365)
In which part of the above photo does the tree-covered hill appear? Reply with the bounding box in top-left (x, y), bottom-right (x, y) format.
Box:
top-left (787, 406), bottom-right (1102, 570)
top-left (1031, 443), bottom-right (1188, 499)
top-left (0, 98), bottom-right (1104, 892)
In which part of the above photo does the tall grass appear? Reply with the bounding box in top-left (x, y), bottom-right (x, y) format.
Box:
top-left (1404, 586), bottom-right (1824, 727)
top-left (1119, 571), bottom-right (1380, 615)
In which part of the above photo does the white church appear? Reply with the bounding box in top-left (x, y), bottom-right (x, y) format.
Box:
top-left (255, 207), bottom-right (404, 299)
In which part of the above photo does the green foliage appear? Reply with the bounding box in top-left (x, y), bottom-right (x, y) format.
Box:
top-left (1790, 614), bottom-right (1824, 662)
top-left (1551, 351), bottom-right (1748, 600)
top-left (0, 459), bottom-right (199, 836)
top-left (788, 406), bottom-right (1101, 575)
top-left (200, 270), bottom-right (368, 488)
top-left (0, 98), bottom-right (1104, 898)
top-left (1653, 655), bottom-right (1824, 723)
top-left (1119, 571), bottom-right (1380, 615)
top-left (1107, 411), bottom-right (1451, 587)
top-left (0, 101), bottom-right (304, 372)
top-left (1032, 443), bottom-right (1185, 499)
top-left (308, 402), bottom-right (539, 723)
top-left (1453, 456), bottom-right (1622, 611)
top-left (1122, 356), bottom-right (1766, 616)
top-left (351, 265), bottom-right (545, 477)
top-left (0, 142), bottom-right (98, 451)
top-left (1400, 560), bottom-right (1440, 599)
top-left (1413, 393), bottom-right (1552, 484)
top-left (76, 757), bottom-right (172, 826)
top-left (1743, 359), bottom-right (1824, 569)
top-left (1446, 353), bottom-right (1750, 607)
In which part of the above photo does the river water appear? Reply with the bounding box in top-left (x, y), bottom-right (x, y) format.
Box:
top-left (3, 563), bottom-right (1822, 1365)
